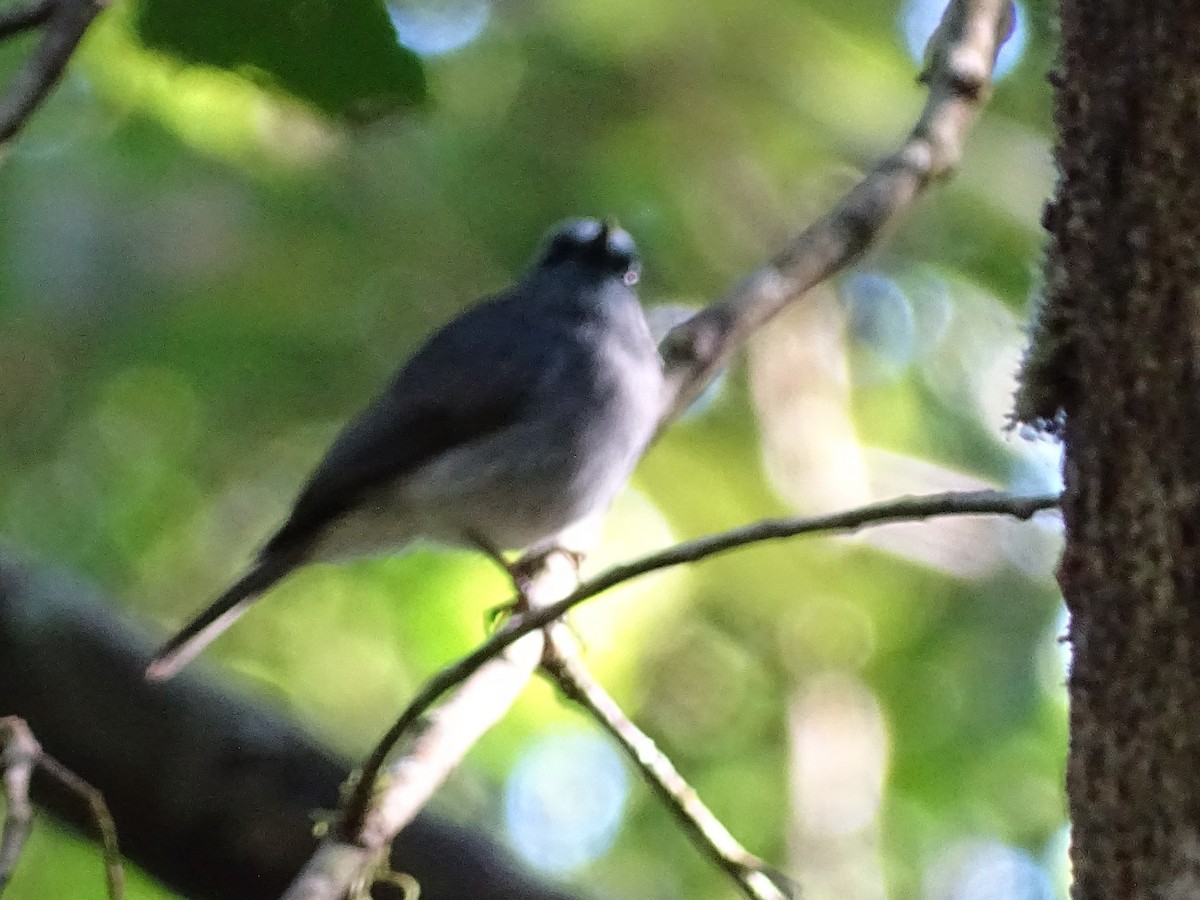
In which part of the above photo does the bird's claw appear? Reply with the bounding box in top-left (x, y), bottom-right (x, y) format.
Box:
top-left (468, 534), bottom-right (585, 631)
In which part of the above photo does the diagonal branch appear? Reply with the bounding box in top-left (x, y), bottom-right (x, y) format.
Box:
top-left (541, 626), bottom-right (800, 900)
top-left (36, 752), bottom-right (124, 900)
top-left (656, 0), bottom-right (1016, 423)
top-left (0, 0), bottom-right (105, 148)
top-left (373, 489), bottom-right (1059, 734)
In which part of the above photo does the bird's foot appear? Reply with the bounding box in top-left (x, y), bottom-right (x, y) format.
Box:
top-left (508, 545), bottom-right (585, 589)
top-left (467, 534), bottom-right (585, 629)
top-left (467, 532), bottom-right (535, 626)
top-left (504, 546), bottom-right (589, 650)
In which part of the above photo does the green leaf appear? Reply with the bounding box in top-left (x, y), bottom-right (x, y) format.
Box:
top-left (131, 0), bottom-right (427, 120)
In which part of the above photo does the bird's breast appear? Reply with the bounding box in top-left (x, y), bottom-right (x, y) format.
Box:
top-left (396, 306), bottom-right (663, 553)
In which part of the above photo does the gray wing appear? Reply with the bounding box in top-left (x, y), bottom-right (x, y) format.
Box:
top-left (262, 292), bottom-right (566, 558)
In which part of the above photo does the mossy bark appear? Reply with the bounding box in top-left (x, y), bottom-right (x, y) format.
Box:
top-left (1017, 2), bottom-right (1200, 897)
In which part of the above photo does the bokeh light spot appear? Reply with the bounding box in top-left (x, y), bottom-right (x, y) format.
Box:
top-left (504, 731), bottom-right (629, 875)
top-left (842, 272), bottom-right (917, 381)
top-left (388, 0), bottom-right (490, 57)
top-left (790, 675), bottom-right (889, 837)
top-left (924, 839), bottom-right (1055, 900)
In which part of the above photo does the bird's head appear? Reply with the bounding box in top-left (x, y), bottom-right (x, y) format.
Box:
top-left (537, 218), bottom-right (640, 286)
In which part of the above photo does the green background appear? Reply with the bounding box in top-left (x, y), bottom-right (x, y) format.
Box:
top-left (0, 0), bottom-right (1066, 897)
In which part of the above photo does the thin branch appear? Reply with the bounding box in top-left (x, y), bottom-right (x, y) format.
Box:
top-left (0, 0), bottom-right (104, 148)
top-left (656, 0), bottom-right (1017, 422)
top-left (541, 626), bottom-right (799, 900)
top-left (0, 717), bottom-right (38, 895)
top-left (36, 753), bottom-right (124, 900)
top-left (0, 717), bottom-right (124, 900)
top-left (0, 0), bottom-right (53, 39)
top-left (354, 489), bottom-right (1058, 752)
top-left (538, 490), bottom-right (1059, 611)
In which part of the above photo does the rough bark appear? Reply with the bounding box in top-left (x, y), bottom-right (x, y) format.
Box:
top-left (1016, 2), bottom-right (1200, 897)
top-left (0, 549), bottom-right (577, 900)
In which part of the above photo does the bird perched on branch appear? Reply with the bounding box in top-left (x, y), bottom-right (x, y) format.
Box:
top-left (146, 219), bottom-right (665, 681)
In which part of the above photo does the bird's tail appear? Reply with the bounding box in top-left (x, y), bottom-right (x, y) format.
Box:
top-left (145, 555), bottom-right (293, 682)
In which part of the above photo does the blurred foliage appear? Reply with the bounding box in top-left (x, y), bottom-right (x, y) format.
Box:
top-left (0, 0), bottom-right (1065, 898)
top-left (131, 0), bottom-right (426, 120)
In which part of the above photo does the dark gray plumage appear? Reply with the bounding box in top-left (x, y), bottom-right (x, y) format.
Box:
top-left (146, 220), bottom-right (664, 680)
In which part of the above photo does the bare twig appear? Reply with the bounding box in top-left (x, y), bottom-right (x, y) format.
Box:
top-left (36, 754), bottom-right (124, 900)
top-left (531, 490), bottom-right (1058, 614)
top-left (0, 0), bottom-right (105, 148)
top-left (0, 717), bottom-right (38, 895)
top-left (657, 0), bottom-right (1017, 423)
top-left (0, 717), bottom-right (124, 900)
top-left (541, 627), bottom-right (799, 900)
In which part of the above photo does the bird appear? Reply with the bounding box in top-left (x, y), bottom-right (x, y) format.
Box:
top-left (145, 219), bottom-right (665, 681)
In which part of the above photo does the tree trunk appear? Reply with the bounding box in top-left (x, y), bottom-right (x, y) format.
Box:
top-left (1017, 2), bottom-right (1200, 896)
